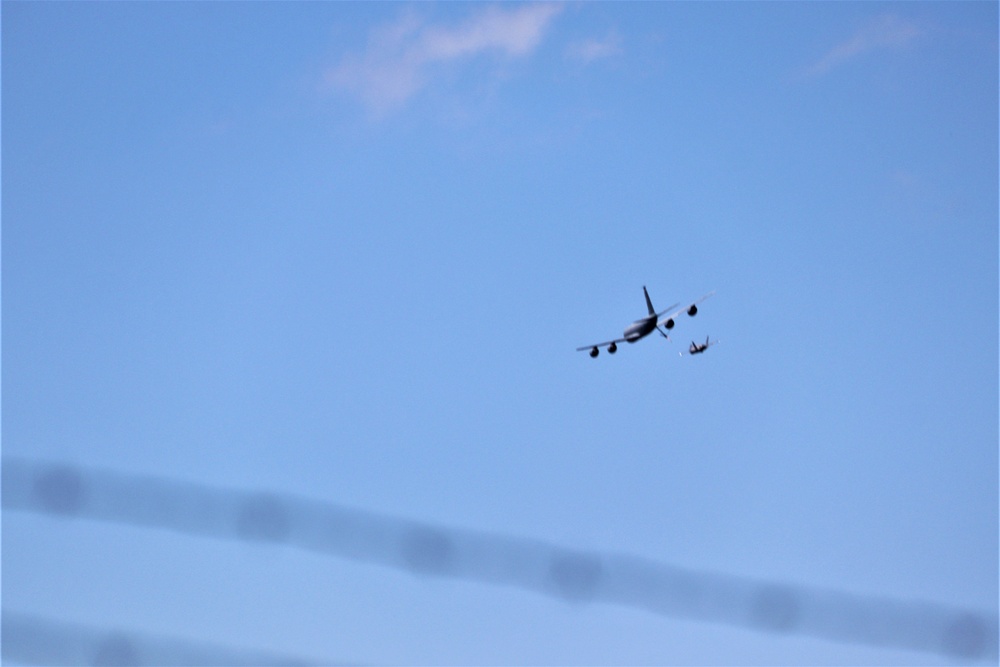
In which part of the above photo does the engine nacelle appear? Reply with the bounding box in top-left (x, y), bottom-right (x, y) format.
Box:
top-left (688, 305), bottom-right (698, 316)
top-left (608, 342), bottom-right (617, 354)
top-left (663, 319), bottom-right (675, 330)
top-left (589, 346), bottom-right (599, 358)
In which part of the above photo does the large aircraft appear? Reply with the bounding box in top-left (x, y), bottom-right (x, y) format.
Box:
top-left (577, 287), bottom-right (715, 358)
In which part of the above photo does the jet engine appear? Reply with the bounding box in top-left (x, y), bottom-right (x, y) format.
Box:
top-left (608, 342), bottom-right (617, 354)
top-left (589, 347), bottom-right (599, 358)
top-left (688, 305), bottom-right (698, 316)
top-left (663, 319), bottom-right (675, 330)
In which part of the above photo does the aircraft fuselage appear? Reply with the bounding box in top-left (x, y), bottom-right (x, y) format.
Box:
top-left (624, 315), bottom-right (658, 342)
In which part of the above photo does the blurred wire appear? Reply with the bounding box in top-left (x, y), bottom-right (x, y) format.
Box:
top-left (3, 456), bottom-right (997, 663)
top-left (1, 611), bottom-right (322, 666)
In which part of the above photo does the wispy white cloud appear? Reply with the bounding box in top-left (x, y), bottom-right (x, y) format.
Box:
top-left (805, 14), bottom-right (923, 77)
top-left (566, 32), bottom-right (622, 64)
top-left (324, 4), bottom-right (564, 115)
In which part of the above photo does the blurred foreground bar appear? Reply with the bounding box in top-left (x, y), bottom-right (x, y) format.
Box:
top-left (4, 456), bottom-right (997, 662)
top-left (1, 611), bottom-right (318, 666)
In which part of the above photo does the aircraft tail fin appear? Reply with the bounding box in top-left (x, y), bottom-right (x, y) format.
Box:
top-left (643, 286), bottom-right (655, 316)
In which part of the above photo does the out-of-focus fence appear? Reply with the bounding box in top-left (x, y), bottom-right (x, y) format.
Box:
top-left (3, 456), bottom-right (996, 664)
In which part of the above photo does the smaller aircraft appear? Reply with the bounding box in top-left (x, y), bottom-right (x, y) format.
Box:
top-left (680, 336), bottom-right (719, 356)
top-left (576, 287), bottom-right (715, 358)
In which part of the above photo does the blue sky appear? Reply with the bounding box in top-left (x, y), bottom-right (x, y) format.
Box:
top-left (3, 2), bottom-right (997, 664)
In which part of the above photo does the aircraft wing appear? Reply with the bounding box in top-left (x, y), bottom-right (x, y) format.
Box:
top-left (576, 338), bottom-right (627, 352)
top-left (657, 290), bottom-right (716, 328)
